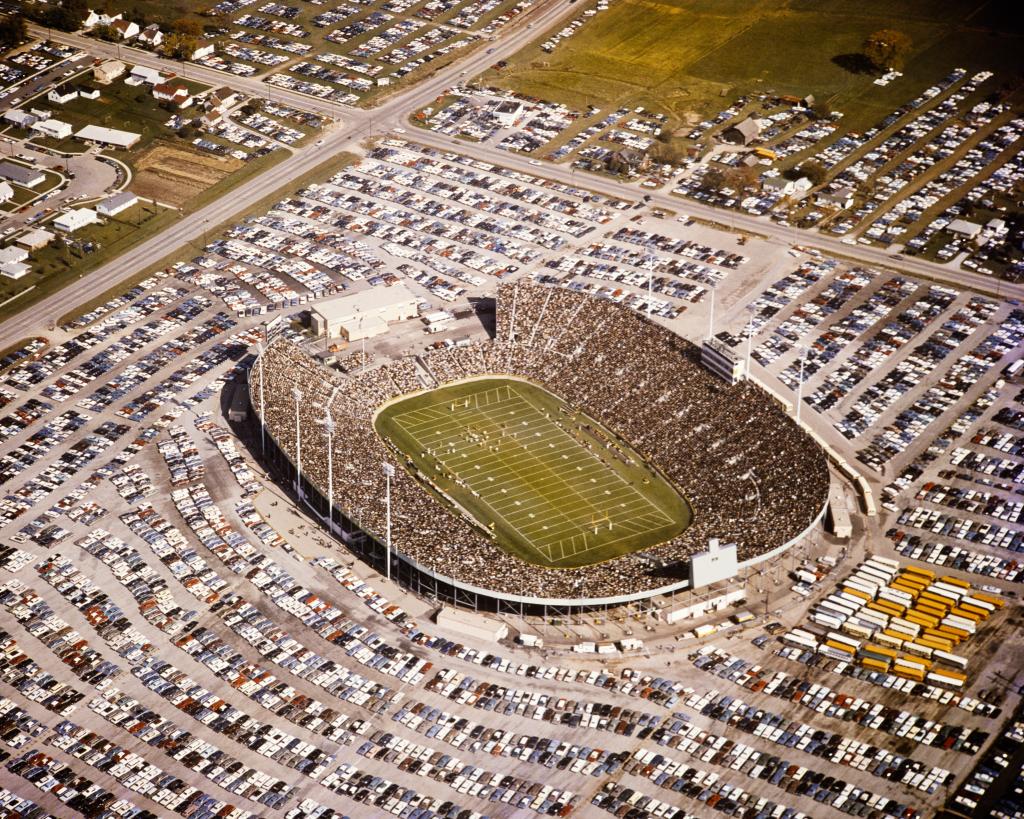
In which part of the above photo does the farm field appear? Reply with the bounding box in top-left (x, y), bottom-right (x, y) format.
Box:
top-left (376, 377), bottom-right (692, 568)
top-left (481, 0), bottom-right (1024, 133)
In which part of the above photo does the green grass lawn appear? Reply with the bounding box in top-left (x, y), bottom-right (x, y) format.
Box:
top-left (33, 78), bottom-right (210, 154)
top-left (0, 201), bottom-right (177, 308)
top-left (376, 377), bottom-right (692, 568)
top-left (482, 0), bottom-right (1022, 134)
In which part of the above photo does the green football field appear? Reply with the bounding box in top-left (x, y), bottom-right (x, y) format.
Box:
top-left (374, 378), bottom-right (692, 569)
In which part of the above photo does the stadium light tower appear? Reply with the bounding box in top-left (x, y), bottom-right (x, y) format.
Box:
top-left (256, 342), bottom-right (266, 454)
top-left (708, 283), bottom-right (716, 340)
top-left (795, 345), bottom-right (807, 426)
top-left (382, 462), bottom-right (395, 582)
top-left (644, 238), bottom-right (657, 318)
top-left (292, 387), bottom-right (303, 501)
top-left (745, 304), bottom-right (755, 381)
top-left (318, 410), bottom-right (335, 535)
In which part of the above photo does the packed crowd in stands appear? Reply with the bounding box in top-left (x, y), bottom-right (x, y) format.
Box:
top-left (251, 282), bottom-right (829, 599)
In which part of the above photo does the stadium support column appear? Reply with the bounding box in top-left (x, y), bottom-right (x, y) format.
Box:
top-left (383, 462), bottom-right (395, 582)
top-left (292, 387), bottom-right (303, 501)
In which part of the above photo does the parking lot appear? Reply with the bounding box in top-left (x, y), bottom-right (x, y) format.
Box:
top-left (0, 124), bottom-right (1020, 819)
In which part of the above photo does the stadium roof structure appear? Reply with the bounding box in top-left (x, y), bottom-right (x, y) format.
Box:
top-left (252, 282), bottom-right (829, 606)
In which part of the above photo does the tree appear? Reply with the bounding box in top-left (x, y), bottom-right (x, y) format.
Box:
top-left (862, 29), bottom-right (912, 72)
top-left (723, 165), bottom-right (759, 192)
top-left (53, 0), bottom-right (89, 31)
top-left (172, 17), bottom-right (203, 37)
top-left (92, 24), bottom-right (117, 42)
top-left (162, 33), bottom-right (197, 60)
top-left (700, 167), bottom-right (726, 192)
top-left (0, 14), bottom-right (27, 49)
top-left (797, 160), bottom-right (828, 186)
top-left (810, 101), bottom-right (832, 120)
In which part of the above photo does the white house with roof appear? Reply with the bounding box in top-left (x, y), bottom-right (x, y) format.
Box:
top-left (16, 229), bottom-right (54, 250)
top-left (111, 19), bottom-right (140, 40)
top-left (138, 25), bottom-right (163, 48)
top-left (82, 10), bottom-right (123, 29)
top-left (0, 182), bottom-right (13, 204)
top-left (31, 119), bottom-right (73, 140)
top-left (93, 59), bottom-right (126, 84)
top-left (153, 83), bottom-right (192, 108)
top-left (96, 191), bottom-right (139, 217)
top-left (47, 84), bottom-right (78, 105)
top-left (128, 65), bottom-right (163, 86)
top-left (54, 208), bottom-right (99, 233)
top-left (3, 110), bottom-right (37, 130)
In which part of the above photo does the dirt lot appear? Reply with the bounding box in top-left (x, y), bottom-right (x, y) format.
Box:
top-left (131, 141), bottom-right (243, 207)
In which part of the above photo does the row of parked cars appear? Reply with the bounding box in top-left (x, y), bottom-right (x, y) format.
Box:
top-left (886, 529), bottom-right (1024, 583)
top-left (694, 646), bottom-right (988, 754)
top-left (898, 505), bottom-right (1024, 553)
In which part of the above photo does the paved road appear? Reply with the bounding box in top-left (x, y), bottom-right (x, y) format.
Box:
top-left (4, 0), bottom-right (1020, 348)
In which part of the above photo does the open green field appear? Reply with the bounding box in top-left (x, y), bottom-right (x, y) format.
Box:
top-left (375, 377), bottom-right (691, 569)
top-left (481, 0), bottom-right (1024, 133)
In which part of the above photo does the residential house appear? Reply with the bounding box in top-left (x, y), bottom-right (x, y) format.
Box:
top-left (2, 110), bottom-right (37, 130)
top-left (54, 208), bottom-right (99, 233)
top-left (16, 228), bottom-right (54, 250)
top-left (77, 84), bottom-right (100, 100)
top-left (83, 10), bottom-right (123, 29)
top-left (47, 84), bottom-right (78, 105)
top-left (153, 83), bottom-right (192, 108)
top-left (138, 24), bottom-right (163, 48)
top-left (205, 87), bottom-right (240, 115)
top-left (93, 59), bottom-right (126, 84)
top-left (111, 19), bottom-right (140, 40)
top-left (606, 148), bottom-right (650, 174)
top-left (0, 246), bottom-right (29, 266)
top-left (946, 219), bottom-right (982, 241)
top-left (815, 185), bottom-right (855, 210)
top-left (0, 162), bottom-right (45, 189)
top-left (0, 261), bottom-right (30, 280)
top-left (31, 119), bottom-right (73, 140)
top-left (128, 65), bottom-right (163, 86)
top-left (0, 247), bottom-right (30, 279)
top-left (763, 175), bottom-right (812, 198)
top-left (96, 191), bottom-right (139, 217)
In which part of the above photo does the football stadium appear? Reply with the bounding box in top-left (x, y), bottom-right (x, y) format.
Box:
top-left (250, 281), bottom-right (830, 607)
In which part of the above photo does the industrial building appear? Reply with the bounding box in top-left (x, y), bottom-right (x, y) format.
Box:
top-left (310, 284), bottom-right (419, 340)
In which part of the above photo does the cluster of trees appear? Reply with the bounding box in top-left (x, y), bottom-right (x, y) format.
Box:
top-left (0, 14), bottom-right (26, 49)
top-left (31, 0), bottom-right (90, 32)
top-left (863, 29), bottom-right (912, 72)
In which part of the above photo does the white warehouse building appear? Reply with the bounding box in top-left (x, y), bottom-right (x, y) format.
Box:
top-left (310, 283), bottom-right (419, 341)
